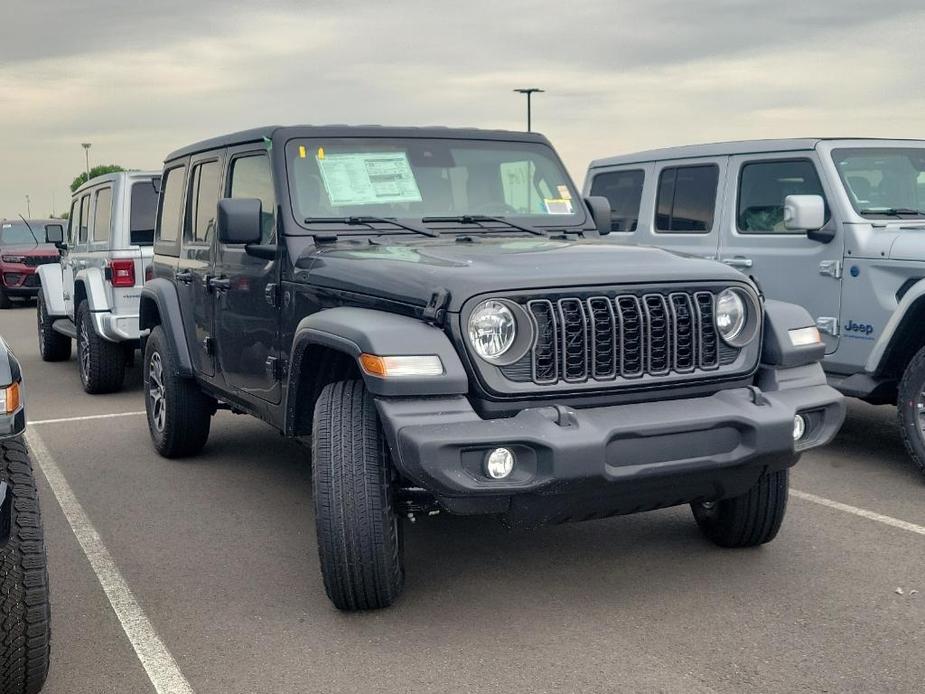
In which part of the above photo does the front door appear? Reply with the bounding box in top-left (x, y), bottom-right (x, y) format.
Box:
top-left (178, 154), bottom-right (224, 377)
top-left (718, 154), bottom-right (844, 353)
top-left (63, 192), bottom-right (90, 316)
top-left (214, 149), bottom-right (281, 403)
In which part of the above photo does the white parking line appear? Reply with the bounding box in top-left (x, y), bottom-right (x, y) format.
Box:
top-left (25, 428), bottom-right (195, 694)
top-left (28, 411), bottom-right (146, 426)
top-left (791, 488), bottom-right (925, 536)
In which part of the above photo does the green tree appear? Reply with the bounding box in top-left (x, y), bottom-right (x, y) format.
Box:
top-left (71, 164), bottom-right (125, 193)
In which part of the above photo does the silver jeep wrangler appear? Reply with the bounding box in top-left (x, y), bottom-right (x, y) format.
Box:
top-left (37, 171), bottom-right (160, 393)
top-left (586, 138), bottom-right (925, 473)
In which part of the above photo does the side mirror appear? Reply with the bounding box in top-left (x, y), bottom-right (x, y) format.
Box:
top-left (783, 194), bottom-right (825, 232)
top-left (45, 224), bottom-right (64, 246)
top-left (218, 198), bottom-right (262, 245)
top-left (584, 195), bottom-right (612, 235)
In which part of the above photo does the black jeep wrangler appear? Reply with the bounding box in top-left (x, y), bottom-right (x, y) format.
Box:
top-left (140, 125), bottom-right (845, 611)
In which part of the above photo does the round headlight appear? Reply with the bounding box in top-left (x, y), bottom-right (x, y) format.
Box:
top-left (468, 300), bottom-right (516, 361)
top-left (716, 289), bottom-right (746, 344)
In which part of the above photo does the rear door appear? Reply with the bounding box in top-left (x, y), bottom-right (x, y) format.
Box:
top-left (213, 147), bottom-right (281, 402)
top-left (718, 153), bottom-right (844, 353)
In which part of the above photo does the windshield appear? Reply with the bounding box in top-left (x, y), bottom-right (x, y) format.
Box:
top-left (832, 147), bottom-right (925, 219)
top-left (286, 138), bottom-right (583, 229)
top-left (0, 222), bottom-right (38, 245)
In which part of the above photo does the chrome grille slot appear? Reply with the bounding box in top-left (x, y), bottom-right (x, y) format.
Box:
top-left (587, 297), bottom-right (617, 379)
top-left (643, 294), bottom-right (671, 376)
top-left (695, 292), bottom-right (719, 369)
top-left (557, 298), bottom-right (588, 382)
top-left (527, 300), bottom-right (559, 383)
top-left (616, 296), bottom-right (644, 377)
top-left (670, 293), bottom-right (696, 373)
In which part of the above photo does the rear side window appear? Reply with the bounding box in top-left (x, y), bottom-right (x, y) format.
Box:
top-left (228, 154), bottom-right (276, 243)
top-left (590, 170), bottom-right (644, 232)
top-left (157, 165), bottom-right (187, 245)
top-left (67, 200), bottom-right (79, 244)
top-left (93, 188), bottom-right (112, 243)
top-left (738, 160), bottom-right (828, 233)
top-left (130, 180), bottom-right (158, 246)
top-left (655, 165), bottom-right (719, 233)
top-left (187, 161), bottom-right (221, 244)
top-left (78, 195), bottom-right (90, 243)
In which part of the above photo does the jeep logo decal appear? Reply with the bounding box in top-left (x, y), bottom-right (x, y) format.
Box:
top-left (844, 320), bottom-right (875, 338)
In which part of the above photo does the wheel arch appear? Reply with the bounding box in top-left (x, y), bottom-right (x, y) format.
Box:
top-left (73, 267), bottom-right (108, 312)
top-left (35, 265), bottom-right (66, 316)
top-left (139, 279), bottom-right (193, 377)
top-left (867, 287), bottom-right (925, 381)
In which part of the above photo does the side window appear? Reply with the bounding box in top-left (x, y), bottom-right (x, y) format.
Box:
top-left (93, 188), bottom-right (113, 243)
top-left (78, 195), bottom-right (90, 244)
top-left (655, 165), bottom-right (719, 233)
top-left (130, 180), bottom-right (158, 246)
top-left (186, 161), bottom-right (221, 244)
top-left (738, 160), bottom-right (828, 233)
top-left (228, 154), bottom-right (276, 243)
top-left (67, 200), bottom-right (79, 244)
top-left (590, 170), bottom-right (644, 232)
top-left (157, 165), bottom-right (187, 245)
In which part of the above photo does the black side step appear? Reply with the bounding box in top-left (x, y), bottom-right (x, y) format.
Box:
top-left (51, 318), bottom-right (77, 339)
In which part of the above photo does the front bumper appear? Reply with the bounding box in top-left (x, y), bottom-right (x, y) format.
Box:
top-left (91, 311), bottom-right (141, 342)
top-left (376, 364), bottom-right (845, 526)
top-left (1, 267), bottom-right (40, 296)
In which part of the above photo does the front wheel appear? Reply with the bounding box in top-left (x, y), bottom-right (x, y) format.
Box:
top-left (0, 437), bottom-right (51, 693)
top-left (143, 325), bottom-right (212, 458)
top-left (37, 293), bottom-right (71, 362)
top-left (692, 469), bottom-right (789, 547)
top-left (312, 380), bottom-right (404, 611)
top-left (896, 344), bottom-right (925, 475)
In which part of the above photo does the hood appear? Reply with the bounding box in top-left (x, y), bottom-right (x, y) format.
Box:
top-left (889, 225), bottom-right (925, 262)
top-left (0, 244), bottom-right (58, 256)
top-left (298, 238), bottom-right (746, 311)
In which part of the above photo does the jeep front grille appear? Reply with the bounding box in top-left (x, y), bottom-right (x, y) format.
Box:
top-left (521, 291), bottom-right (723, 386)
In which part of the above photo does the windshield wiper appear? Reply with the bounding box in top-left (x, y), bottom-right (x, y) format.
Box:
top-left (304, 216), bottom-right (439, 238)
top-left (859, 208), bottom-right (925, 216)
top-left (421, 215), bottom-right (546, 236)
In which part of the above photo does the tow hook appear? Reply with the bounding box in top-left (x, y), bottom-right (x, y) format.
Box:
top-left (747, 386), bottom-right (769, 406)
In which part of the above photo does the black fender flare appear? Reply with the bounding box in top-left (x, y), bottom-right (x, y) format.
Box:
top-left (288, 307), bottom-right (468, 400)
top-left (139, 279), bottom-right (194, 377)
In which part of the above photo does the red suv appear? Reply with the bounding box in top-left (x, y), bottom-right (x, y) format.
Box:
top-left (0, 219), bottom-right (61, 309)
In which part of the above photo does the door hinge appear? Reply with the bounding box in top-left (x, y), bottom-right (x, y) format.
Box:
top-left (816, 317), bottom-right (839, 336)
top-left (265, 356), bottom-right (287, 380)
top-left (819, 260), bottom-right (842, 279)
top-left (265, 283), bottom-right (283, 308)
top-left (422, 287), bottom-right (451, 326)
top-left (201, 337), bottom-right (215, 355)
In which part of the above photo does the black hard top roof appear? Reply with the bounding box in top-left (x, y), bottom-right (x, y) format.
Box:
top-left (165, 125), bottom-right (550, 162)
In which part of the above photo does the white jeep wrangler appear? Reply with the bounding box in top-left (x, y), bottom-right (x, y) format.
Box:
top-left (37, 172), bottom-right (160, 393)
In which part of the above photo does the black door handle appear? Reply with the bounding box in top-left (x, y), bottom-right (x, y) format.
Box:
top-left (175, 270), bottom-right (193, 284)
top-left (208, 277), bottom-right (231, 292)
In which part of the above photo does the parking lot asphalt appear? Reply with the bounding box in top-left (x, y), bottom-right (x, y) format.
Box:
top-left (2, 303), bottom-right (924, 693)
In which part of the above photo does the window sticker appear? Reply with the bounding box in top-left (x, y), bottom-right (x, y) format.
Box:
top-left (556, 185), bottom-right (572, 200)
top-left (544, 198), bottom-right (573, 214)
top-left (316, 151), bottom-right (423, 206)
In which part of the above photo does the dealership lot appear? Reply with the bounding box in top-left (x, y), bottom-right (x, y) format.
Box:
top-left (2, 305), bottom-right (923, 693)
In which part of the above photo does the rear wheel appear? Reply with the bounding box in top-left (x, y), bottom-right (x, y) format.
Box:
top-left (312, 380), bottom-right (404, 611)
top-left (897, 345), bottom-right (925, 475)
top-left (692, 469), bottom-right (789, 547)
top-left (36, 293), bottom-right (71, 362)
top-left (143, 325), bottom-right (212, 458)
top-left (0, 437), bottom-right (51, 694)
top-left (76, 300), bottom-right (125, 394)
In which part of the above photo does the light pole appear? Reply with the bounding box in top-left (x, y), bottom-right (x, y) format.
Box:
top-left (81, 143), bottom-right (92, 182)
top-left (25, 195), bottom-right (31, 218)
top-left (513, 88), bottom-right (544, 132)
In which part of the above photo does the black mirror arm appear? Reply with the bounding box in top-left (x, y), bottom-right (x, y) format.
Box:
top-left (244, 243), bottom-right (277, 260)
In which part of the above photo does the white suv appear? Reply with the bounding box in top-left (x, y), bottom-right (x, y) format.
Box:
top-left (37, 171), bottom-right (160, 393)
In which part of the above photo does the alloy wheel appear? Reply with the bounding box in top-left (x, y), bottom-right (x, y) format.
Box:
top-left (148, 352), bottom-right (166, 432)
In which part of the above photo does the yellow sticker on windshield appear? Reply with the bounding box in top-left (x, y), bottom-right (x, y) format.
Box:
top-left (298, 145), bottom-right (307, 159)
top-left (557, 185), bottom-right (572, 200)
top-left (544, 199), bottom-right (573, 215)
top-left (317, 147), bottom-right (325, 160)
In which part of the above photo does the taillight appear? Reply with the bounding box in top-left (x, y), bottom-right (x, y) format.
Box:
top-left (108, 259), bottom-right (135, 287)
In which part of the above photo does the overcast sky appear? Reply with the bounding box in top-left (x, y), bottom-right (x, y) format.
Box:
top-left (1, 0), bottom-right (924, 218)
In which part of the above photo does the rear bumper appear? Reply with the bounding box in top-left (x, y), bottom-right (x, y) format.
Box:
top-left (376, 364), bottom-right (845, 526)
top-left (92, 311), bottom-right (141, 342)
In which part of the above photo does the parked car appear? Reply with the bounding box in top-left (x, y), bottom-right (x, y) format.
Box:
top-left (141, 125), bottom-right (844, 610)
top-left (585, 138), bottom-right (925, 474)
top-left (0, 336), bottom-right (51, 692)
top-left (37, 172), bottom-right (160, 393)
top-left (0, 219), bottom-right (60, 309)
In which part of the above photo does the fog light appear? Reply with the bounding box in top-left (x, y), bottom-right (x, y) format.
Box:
top-left (793, 414), bottom-right (806, 441)
top-left (484, 447), bottom-right (515, 479)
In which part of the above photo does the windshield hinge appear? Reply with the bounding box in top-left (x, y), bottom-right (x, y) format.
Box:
top-left (422, 287), bottom-right (451, 327)
top-left (819, 260), bottom-right (842, 279)
top-left (265, 283), bottom-right (282, 308)
top-left (816, 317), bottom-right (839, 336)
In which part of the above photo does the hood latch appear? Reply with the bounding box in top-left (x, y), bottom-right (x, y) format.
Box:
top-left (422, 287), bottom-right (451, 327)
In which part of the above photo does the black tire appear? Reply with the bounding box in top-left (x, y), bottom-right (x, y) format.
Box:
top-left (692, 469), bottom-right (789, 548)
top-left (312, 380), bottom-right (404, 611)
top-left (897, 345), bottom-right (925, 475)
top-left (0, 437), bottom-right (51, 694)
top-left (0, 290), bottom-right (11, 310)
top-left (76, 301), bottom-right (125, 394)
top-left (143, 325), bottom-right (212, 458)
top-left (36, 294), bottom-right (71, 363)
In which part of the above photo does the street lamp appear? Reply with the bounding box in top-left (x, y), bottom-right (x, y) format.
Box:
top-left (81, 143), bottom-right (92, 182)
top-left (25, 195), bottom-right (31, 218)
top-left (513, 88), bottom-right (544, 132)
